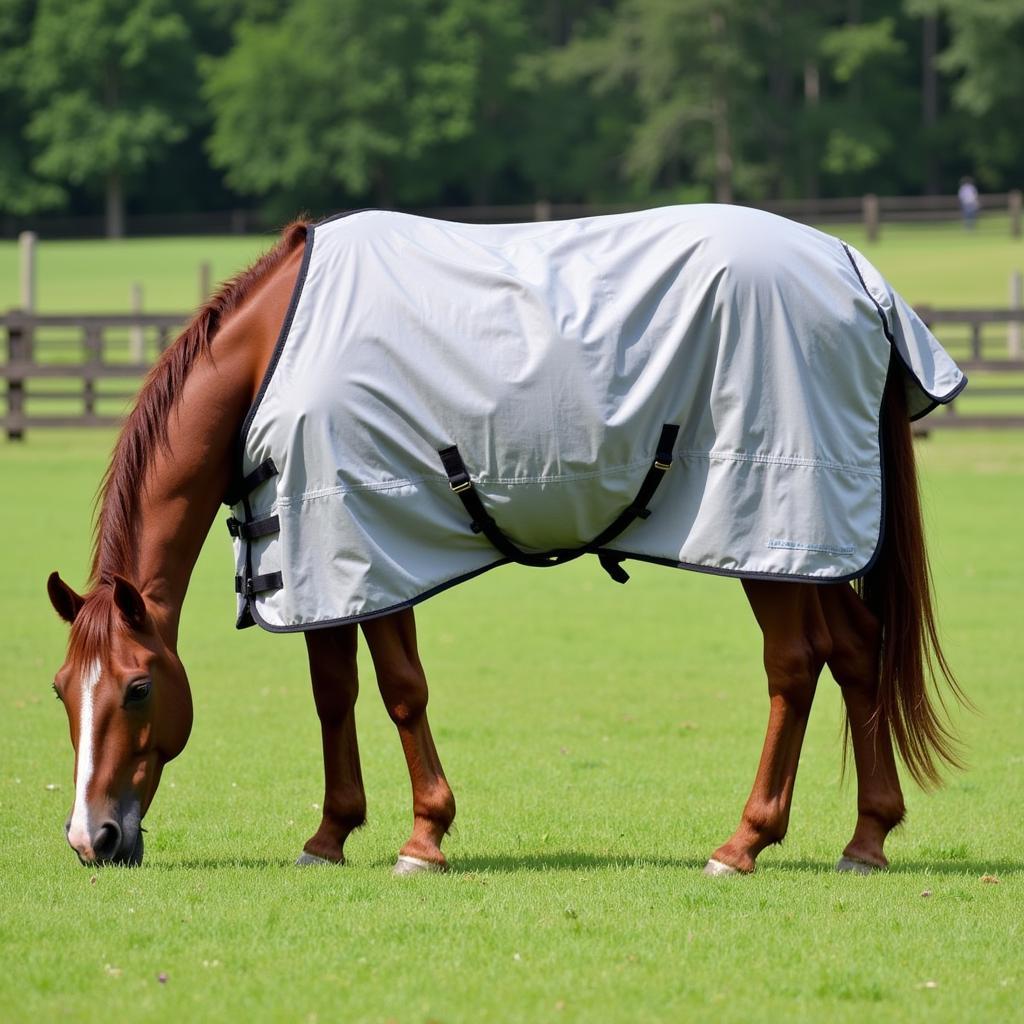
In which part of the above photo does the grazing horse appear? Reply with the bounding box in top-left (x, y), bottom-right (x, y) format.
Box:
top-left (47, 206), bottom-right (966, 875)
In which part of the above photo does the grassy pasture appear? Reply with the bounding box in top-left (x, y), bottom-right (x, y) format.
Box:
top-left (0, 426), bottom-right (1022, 1022)
top-left (1, 216), bottom-right (1023, 1020)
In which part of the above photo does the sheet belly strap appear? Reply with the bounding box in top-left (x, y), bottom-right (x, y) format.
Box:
top-left (439, 423), bottom-right (679, 582)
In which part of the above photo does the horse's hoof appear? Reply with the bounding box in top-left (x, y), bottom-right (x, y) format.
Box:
top-left (295, 851), bottom-right (342, 867)
top-left (703, 857), bottom-right (741, 878)
top-left (835, 856), bottom-right (880, 875)
top-left (393, 854), bottom-right (447, 877)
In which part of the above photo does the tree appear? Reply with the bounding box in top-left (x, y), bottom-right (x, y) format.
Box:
top-left (0, 0), bottom-right (63, 215)
top-left (204, 0), bottom-right (526, 213)
top-left (908, 0), bottom-right (1024, 187)
top-left (24, 0), bottom-right (199, 236)
top-left (545, 0), bottom-right (831, 203)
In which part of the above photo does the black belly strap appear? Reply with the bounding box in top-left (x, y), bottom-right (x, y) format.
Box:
top-left (438, 423), bottom-right (679, 584)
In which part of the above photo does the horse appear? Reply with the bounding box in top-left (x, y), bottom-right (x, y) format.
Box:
top-left (46, 206), bottom-right (966, 876)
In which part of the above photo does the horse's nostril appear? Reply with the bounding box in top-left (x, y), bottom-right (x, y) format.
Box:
top-left (92, 821), bottom-right (122, 861)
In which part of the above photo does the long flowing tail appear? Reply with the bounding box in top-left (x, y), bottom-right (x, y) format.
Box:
top-left (855, 369), bottom-right (968, 788)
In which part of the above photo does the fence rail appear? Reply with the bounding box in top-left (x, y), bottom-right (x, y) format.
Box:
top-left (2, 308), bottom-right (1023, 439)
top-left (2, 191), bottom-right (1022, 240)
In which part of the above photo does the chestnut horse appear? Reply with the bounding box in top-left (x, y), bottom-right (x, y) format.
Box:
top-left (47, 221), bottom-right (963, 874)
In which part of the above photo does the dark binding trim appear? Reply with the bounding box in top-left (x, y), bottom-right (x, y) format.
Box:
top-left (840, 240), bottom-right (967, 419)
top-left (438, 424), bottom-right (679, 579)
top-left (232, 211), bottom-right (379, 630)
top-left (238, 232), bottom-right (316, 453)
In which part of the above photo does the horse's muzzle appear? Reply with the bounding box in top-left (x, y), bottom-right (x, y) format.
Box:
top-left (66, 805), bottom-right (144, 867)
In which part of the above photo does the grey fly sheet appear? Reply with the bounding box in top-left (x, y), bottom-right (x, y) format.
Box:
top-left (227, 205), bottom-right (965, 632)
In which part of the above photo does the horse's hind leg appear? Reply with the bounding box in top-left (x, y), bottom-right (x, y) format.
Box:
top-left (706, 580), bottom-right (831, 875)
top-left (820, 583), bottom-right (905, 872)
top-left (362, 610), bottom-right (456, 875)
top-left (299, 625), bottom-right (367, 865)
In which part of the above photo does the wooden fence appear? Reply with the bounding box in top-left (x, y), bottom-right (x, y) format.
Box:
top-left (2, 191), bottom-right (1022, 240)
top-left (1, 312), bottom-right (183, 439)
top-left (2, 308), bottom-right (1023, 440)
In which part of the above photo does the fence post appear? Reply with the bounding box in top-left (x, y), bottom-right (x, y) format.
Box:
top-left (1010, 270), bottom-right (1022, 358)
top-left (6, 313), bottom-right (31, 441)
top-left (862, 194), bottom-right (880, 242)
top-left (19, 232), bottom-right (37, 312)
top-left (534, 199), bottom-right (552, 222)
top-left (13, 232), bottom-right (38, 440)
top-left (130, 282), bottom-right (145, 362)
top-left (83, 324), bottom-right (102, 420)
top-left (199, 261), bottom-right (212, 303)
top-left (1010, 190), bottom-right (1022, 239)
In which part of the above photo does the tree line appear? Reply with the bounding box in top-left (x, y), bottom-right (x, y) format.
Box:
top-left (2, 0), bottom-right (1021, 236)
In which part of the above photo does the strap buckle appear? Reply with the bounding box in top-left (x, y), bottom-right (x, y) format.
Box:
top-left (654, 460), bottom-right (671, 471)
top-left (450, 478), bottom-right (472, 494)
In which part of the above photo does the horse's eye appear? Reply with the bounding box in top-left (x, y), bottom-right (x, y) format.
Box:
top-left (124, 679), bottom-right (152, 706)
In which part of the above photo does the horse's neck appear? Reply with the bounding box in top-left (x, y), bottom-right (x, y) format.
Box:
top-left (128, 253), bottom-right (302, 646)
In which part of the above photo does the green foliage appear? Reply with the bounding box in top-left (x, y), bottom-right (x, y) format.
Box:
top-left (202, 0), bottom-right (536, 210)
top-left (21, 0), bottom-right (201, 232)
top-left (1, 0), bottom-right (1023, 219)
top-left (0, 0), bottom-right (63, 213)
top-left (820, 16), bottom-right (905, 83)
top-left (909, 0), bottom-right (1024, 184)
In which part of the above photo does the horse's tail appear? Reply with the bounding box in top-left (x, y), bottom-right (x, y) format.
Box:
top-left (854, 370), bottom-right (968, 788)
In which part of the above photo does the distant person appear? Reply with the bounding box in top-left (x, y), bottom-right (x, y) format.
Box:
top-left (958, 176), bottom-right (980, 229)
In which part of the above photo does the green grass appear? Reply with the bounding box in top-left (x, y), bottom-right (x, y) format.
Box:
top-left (1, 429), bottom-right (1022, 1022)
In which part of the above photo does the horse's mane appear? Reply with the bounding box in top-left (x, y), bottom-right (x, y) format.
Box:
top-left (89, 220), bottom-right (309, 585)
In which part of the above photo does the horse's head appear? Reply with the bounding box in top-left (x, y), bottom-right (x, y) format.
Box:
top-left (46, 572), bottom-right (192, 866)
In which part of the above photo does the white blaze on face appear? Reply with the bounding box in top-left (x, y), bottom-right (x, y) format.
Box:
top-left (67, 659), bottom-right (101, 854)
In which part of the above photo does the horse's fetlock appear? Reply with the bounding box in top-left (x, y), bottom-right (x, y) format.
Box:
top-left (323, 792), bottom-right (367, 833)
top-left (415, 782), bottom-right (455, 829)
top-left (742, 802), bottom-right (788, 847)
top-left (862, 796), bottom-right (905, 832)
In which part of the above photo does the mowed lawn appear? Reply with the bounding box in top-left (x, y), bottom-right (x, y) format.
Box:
top-left (0, 427), bottom-right (1021, 1023)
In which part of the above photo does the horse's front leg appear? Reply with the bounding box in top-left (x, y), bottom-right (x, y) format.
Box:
top-left (821, 583), bottom-right (905, 873)
top-left (705, 580), bottom-right (831, 875)
top-left (297, 625), bottom-right (367, 865)
top-left (362, 610), bottom-right (456, 875)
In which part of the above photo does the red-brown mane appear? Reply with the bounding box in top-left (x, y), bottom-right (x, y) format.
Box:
top-left (89, 221), bottom-right (308, 586)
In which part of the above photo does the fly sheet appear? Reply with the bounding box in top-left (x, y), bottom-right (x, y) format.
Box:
top-left (228, 205), bottom-right (965, 632)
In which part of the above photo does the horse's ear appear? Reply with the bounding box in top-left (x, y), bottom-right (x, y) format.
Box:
top-left (111, 575), bottom-right (148, 632)
top-left (47, 572), bottom-right (84, 624)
